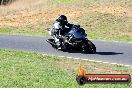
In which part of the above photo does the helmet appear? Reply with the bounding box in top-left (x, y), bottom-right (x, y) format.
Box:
top-left (56, 15), bottom-right (68, 24)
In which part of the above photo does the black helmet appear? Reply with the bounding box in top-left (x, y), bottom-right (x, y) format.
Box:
top-left (56, 15), bottom-right (68, 24)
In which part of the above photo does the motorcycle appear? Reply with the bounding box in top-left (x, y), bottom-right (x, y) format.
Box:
top-left (46, 24), bottom-right (96, 54)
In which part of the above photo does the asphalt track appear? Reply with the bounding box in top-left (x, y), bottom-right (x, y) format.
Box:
top-left (0, 34), bottom-right (132, 65)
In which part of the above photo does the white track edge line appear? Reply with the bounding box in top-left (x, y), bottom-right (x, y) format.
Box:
top-left (43, 54), bottom-right (132, 68)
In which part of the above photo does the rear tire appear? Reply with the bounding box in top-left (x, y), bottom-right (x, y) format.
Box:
top-left (82, 40), bottom-right (96, 54)
top-left (87, 40), bottom-right (96, 54)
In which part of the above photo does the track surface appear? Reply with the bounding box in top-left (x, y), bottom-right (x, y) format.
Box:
top-left (0, 35), bottom-right (132, 65)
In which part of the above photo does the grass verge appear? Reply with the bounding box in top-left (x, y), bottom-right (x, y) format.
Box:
top-left (0, 49), bottom-right (132, 88)
top-left (74, 12), bottom-right (132, 42)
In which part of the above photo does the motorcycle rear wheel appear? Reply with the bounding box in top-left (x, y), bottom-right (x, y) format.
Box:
top-left (82, 40), bottom-right (96, 54)
top-left (87, 40), bottom-right (96, 54)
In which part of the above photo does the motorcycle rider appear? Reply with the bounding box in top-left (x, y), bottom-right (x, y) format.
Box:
top-left (52, 15), bottom-right (73, 50)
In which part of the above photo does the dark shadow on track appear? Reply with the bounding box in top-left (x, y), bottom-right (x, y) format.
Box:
top-left (96, 52), bottom-right (123, 55)
top-left (66, 50), bottom-right (82, 53)
top-left (63, 50), bottom-right (123, 55)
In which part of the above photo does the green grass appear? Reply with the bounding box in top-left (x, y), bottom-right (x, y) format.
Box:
top-left (0, 27), bottom-right (12, 33)
top-left (0, 24), bottom-right (49, 36)
top-left (55, 0), bottom-right (77, 4)
top-left (0, 49), bottom-right (132, 88)
top-left (54, 0), bottom-right (132, 7)
top-left (74, 12), bottom-right (132, 42)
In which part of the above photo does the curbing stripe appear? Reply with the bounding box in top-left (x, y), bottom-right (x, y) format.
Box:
top-left (110, 63), bottom-right (117, 65)
top-left (82, 59), bottom-right (89, 61)
top-left (67, 57), bottom-right (73, 59)
top-left (102, 62), bottom-right (109, 64)
top-left (95, 61), bottom-right (102, 63)
top-left (66, 56), bottom-right (132, 68)
top-left (41, 54), bottom-right (132, 68)
top-left (124, 65), bottom-right (130, 67)
top-left (74, 58), bottom-right (80, 60)
top-left (88, 60), bottom-right (96, 62)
